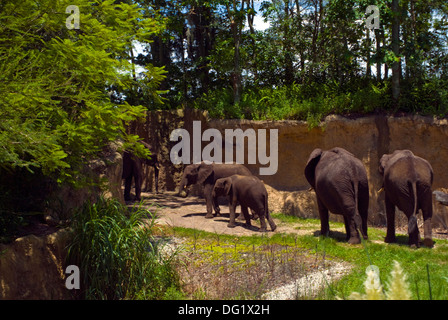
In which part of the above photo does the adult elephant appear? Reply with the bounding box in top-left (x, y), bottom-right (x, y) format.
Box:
top-left (212, 175), bottom-right (277, 232)
top-left (122, 141), bottom-right (159, 202)
top-left (379, 150), bottom-right (433, 248)
top-left (304, 147), bottom-right (369, 244)
top-left (178, 162), bottom-right (252, 218)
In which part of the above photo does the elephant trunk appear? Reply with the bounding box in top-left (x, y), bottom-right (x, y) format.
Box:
top-left (178, 178), bottom-right (188, 197)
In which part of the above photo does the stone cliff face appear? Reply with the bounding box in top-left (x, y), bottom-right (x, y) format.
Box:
top-left (138, 110), bottom-right (448, 227)
top-left (0, 229), bottom-right (72, 299)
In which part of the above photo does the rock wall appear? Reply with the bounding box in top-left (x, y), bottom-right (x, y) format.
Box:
top-left (134, 109), bottom-right (448, 228)
top-left (0, 229), bottom-right (72, 299)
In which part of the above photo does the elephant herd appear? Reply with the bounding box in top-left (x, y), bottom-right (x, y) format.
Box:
top-left (305, 148), bottom-right (433, 248)
top-left (178, 162), bottom-right (277, 232)
top-left (123, 143), bottom-right (435, 248)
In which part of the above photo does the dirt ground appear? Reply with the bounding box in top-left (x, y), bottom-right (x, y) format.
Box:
top-left (139, 190), bottom-right (448, 241)
top-left (139, 191), bottom-right (336, 237)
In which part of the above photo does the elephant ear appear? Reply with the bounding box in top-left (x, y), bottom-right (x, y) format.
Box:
top-left (379, 154), bottom-right (390, 176)
top-left (197, 163), bottom-right (213, 184)
top-left (304, 148), bottom-right (323, 189)
top-left (223, 178), bottom-right (232, 196)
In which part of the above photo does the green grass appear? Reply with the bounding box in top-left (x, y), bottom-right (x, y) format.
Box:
top-left (163, 214), bottom-right (448, 300)
top-left (273, 215), bottom-right (448, 300)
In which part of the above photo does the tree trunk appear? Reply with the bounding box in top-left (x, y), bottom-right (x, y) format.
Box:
top-left (391, 0), bottom-right (401, 104)
top-left (366, 29), bottom-right (372, 79)
top-left (228, 0), bottom-right (244, 105)
top-left (375, 28), bottom-right (381, 81)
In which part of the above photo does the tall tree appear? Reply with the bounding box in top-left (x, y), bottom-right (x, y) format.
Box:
top-left (225, 0), bottom-right (247, 105)
top-left (0, 0), bottom-right (165, 181)
top-left (391, 0), bottom-right (401, 103)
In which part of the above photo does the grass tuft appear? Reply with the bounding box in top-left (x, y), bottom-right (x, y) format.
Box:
top-left (66, 197), bottom-right (182, 300)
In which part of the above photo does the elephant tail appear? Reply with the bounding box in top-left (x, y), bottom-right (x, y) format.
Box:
top-left (408, 180), bottom-right (418, 235)
top-left (265, 193), bottom-right (277, 231)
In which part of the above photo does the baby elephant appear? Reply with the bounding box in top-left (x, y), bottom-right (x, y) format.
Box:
top-left (212, 175), bottom-right (277, 232)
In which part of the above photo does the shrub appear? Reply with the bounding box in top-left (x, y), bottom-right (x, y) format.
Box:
top-left (67, 197), bottom-right (182, 300)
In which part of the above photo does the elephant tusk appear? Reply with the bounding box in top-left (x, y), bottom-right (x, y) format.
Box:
top-left (377, 187), bottom-right (384, 194)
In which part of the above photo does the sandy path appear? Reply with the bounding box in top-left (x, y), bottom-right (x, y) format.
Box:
top-left (140, 191), bottom-right (316, 237)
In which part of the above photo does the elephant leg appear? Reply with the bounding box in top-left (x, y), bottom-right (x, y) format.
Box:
top-left (241, 206), bottom-right (252, 229)
top-left (154, 166), bottom-right (159, 194)
top-left (421, 194), bottom-right (434, 247)
top-left (384, 195), bottom-right (397, 243)
top-left (228, 198), bottom-right (238, 228)
top-left (134, 172), bottom-right (142, 201)
top-left (256, 207), bottom-right (268, 232)
top-left (203, 184), bottom-right (214, 219)
top-left (124, 176), bottom-right (133, 201)
top-left (237, 206), bottom-right (245, 220)
top-left (250, 208), bottom-right (259, 220)
top-left (317, 197), bottom-right (330, 237)
top-left (343, 216), bottom-right (351, 241)
top-left (408, 212), bottom-right (420, 247)
top-left (358, 184), bottom-right (369, 239)
top-left (213, 193), bottom-right (221, 216)
top-left (266, 211), bottom-right (277, 232)
top-left (346, 214), bottom-right (361, 245)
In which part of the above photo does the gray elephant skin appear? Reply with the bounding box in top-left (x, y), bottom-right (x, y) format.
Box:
top-left (122, 141), bottom-right (159, 201)
top-left (379, 149), bottom-right (434, 247)
top-left (212, 174), bottom-right (277, 232)
top-left (304, 147), bottom-right (369, 244)
top-left (178, 162), bottom-right (252, 218)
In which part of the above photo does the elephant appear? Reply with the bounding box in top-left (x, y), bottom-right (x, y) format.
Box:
top-left (122, 141), bottom-right (159, 202)
top-left (379, 149), bottom-right (434, 247)
top-left (212, 174), bottom-right (277, 232)
top-left (433, 190), bottom-right (448, 206)
top-left (178, 162), bottom-right (253, 218)
top-left (304, 147), bottom-right (369, 244)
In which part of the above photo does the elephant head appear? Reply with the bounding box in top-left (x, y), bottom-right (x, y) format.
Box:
top-left (305, 148), bottom-right (357, 189)
top-left (178, 163), bottom-right (214, 196)
top-left (304, 148), bottom-right (323, 189)
top-left (212, 177), bottom-right (232, 199)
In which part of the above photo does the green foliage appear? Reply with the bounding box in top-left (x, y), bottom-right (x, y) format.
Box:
top-left (0, 0), bottom-right (165, 183)
top-left (193, 81), bottom-right (391, 126)
top-left (67, 197), bottom-right (182, 300)
top-left (139, 0), bottom-right (448, 119)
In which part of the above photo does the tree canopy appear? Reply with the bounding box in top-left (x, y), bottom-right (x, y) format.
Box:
top-left (133, 0), bottom-right (448, 119)
top-left (0, 0), bottom-right (165, 182)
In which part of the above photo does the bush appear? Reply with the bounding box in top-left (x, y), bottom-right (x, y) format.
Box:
top-left (192, 79), bottom-right (448, 125)
top-left (193, 81), bottom-right (390, 128)
top-left (67, 197), bottom-right (182, 300)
